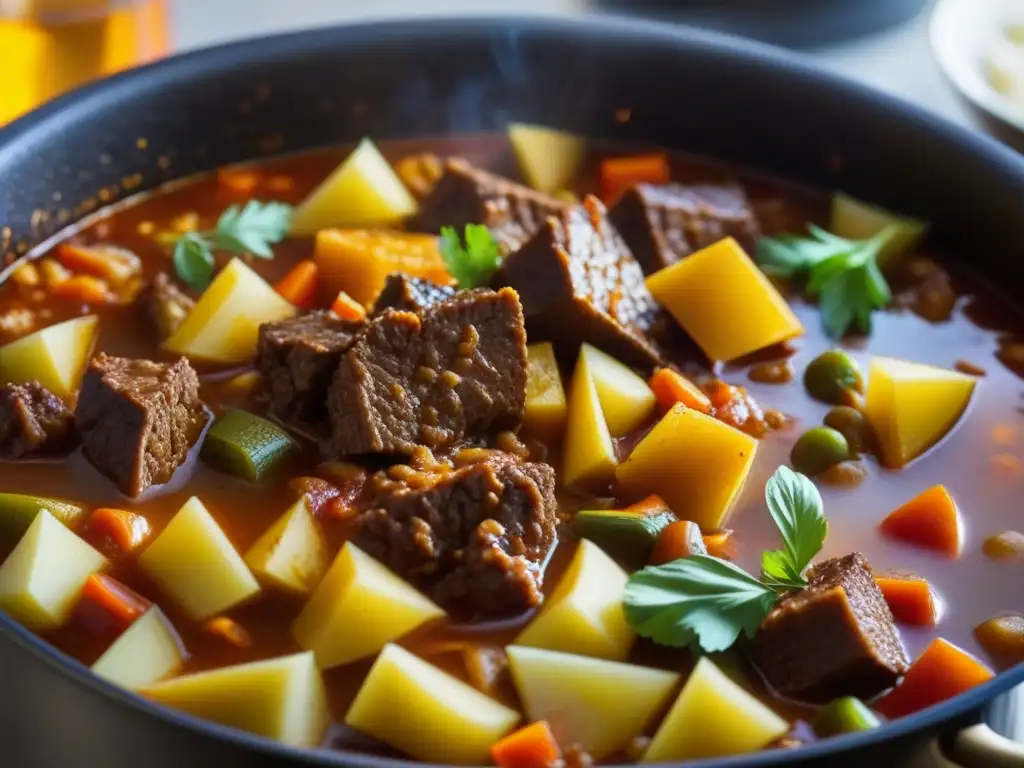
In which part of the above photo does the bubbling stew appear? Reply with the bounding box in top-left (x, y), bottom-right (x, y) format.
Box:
top-left (0, 126), bottom-right (1021, 765)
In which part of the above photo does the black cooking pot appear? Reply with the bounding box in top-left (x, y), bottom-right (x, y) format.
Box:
top-left (0, 14), bottom-right (1022, 768)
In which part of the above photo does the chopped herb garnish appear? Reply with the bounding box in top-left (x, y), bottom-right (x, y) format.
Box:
top-left (623, 466), bottom-right (828, 654)
top-left (439, 224), bottom-right (501, 289)
top-left (757, 224), bottom-right (899, 339)
top-left (171, 200), bottom-right (293, 290)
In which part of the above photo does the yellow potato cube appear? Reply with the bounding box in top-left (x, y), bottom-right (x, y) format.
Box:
top-left (507, 645), bottom-right (679, 760)
top-left (291, 138), bottom-right (417, 235)
top-left (345, 643), bottom-right (519, 764)
top-left (865, 356), bottom-right (976, 468)
top-left (616, 404), bottom-right (757, 531)
top-left (292, 542), bottom-right (445, 670)
top-left (139, 497), bottom-right (260, 620)
top-left (0, 314), bottom-right (98, 399)
top-left (0, 508), bottom-right (105, 630)
top-left (830, 192), bottom-right (928, 267)
top-left (516, 539), bottom-right (633, 661)
top-left (244, 498), bottom-right (327, 596)
top-left (644, 657), bottom-right (788, 762)
top-left (508, 123), bottom-right (585, 194)
top-left (562, 347), bottom-right (617, 489)
top-left (163, 258), bottom-right (295, 364)
top-left (143, 651), bottom-right (328, 748)
top-left (92, 607), bottom-right (184, 690)
top-left (523, 342), bottom-right (567, 440)
top-left (646, 237), bottom-right (804, 362)
top-left (581, 343), bottom-right (656, 436)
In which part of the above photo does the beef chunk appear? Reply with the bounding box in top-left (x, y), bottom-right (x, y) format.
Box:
top-left (147, 273), bottom-right (195, 340)
top-left (750, 553), bottom-right (910, 703)
top-left (408, 158), bottom-right (564, 254)
top-left (493, 195), bottom-right (663, 369)
top-left (0, 382), bottom-right (75, 459)
top-left (354, 449), bottom-right (557, 616)
top-left (256, 311), bottom-right (364, 434)
top-left (608, 183), bottom-right (761, 274)
top-left (75, 354), bottom-right (206, 497)
top-left (329, 288), bottom-right (528, 456)
top-left (372, 274), bottom-right (457, 315)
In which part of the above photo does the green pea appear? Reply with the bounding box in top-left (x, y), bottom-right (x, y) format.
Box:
top-left (823, 406), bottom-right (876, 455)
top-left (804, 350), bottom-right (864, 405)
top-left (791, 427), bottom-right (850, 476)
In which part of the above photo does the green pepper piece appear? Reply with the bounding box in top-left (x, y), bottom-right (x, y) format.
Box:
top-left (0, 493), bottom-right (86, 536)
top-left (201, 409), bottom-right (299, 482)
top-left (813, 696), bottom-right (882, 738)
top-left (576, 509), bottom-right (676, 563)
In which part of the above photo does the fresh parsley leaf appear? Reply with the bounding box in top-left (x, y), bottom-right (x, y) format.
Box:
top-left (172, 232), bottom-right (215, 290)
top-left (760, 466), bottom-right (827, 590)
top-left (624, 555), bottom-right (777, 653)
top-left (439, 224), bottom-right (501, 289)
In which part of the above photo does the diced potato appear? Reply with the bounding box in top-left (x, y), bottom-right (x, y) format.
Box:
top-left (0, 493), bottom-right (86, 538)
top-left (139, 497), bottom-right (260, 620)
top-left (830, 192), bottom-right (928, 267)
top-left (92, 607), bottom-right (184, 690)
top-left (345, 643), bottom-right (519, 764)
top-left (0, 314), bottom-right (98, 399)
top-left (314, 228), bottom-right (452, 306)
top-left (143, 651), bottom-right (328, 748)
top-left (562, 347), bottom-right (617, 489)
top-left (0, 508), bottom-right (105, 630)
top-left (580, 343), bottom-right (656, 436)
top-left (516, 539), bottom-right (634, 661)
top-left (508, 123), bottom-right (585, 194)
top-left (644, 656), bottom-right (788, 762)
top-left (292, 542), bottom-right (445, 670)
top-left (616, 404), bottom-right (757, 531)
top-left (163, 258), bottom-right (295, 364)
top-left (523, 342), bottom-right (567, 440)
top-left (244, 498), bottom-right (326, 596)
top-left (291, 138), bottom-right (417, 235)
top-left (507, 645), bottom-right (679, 760)
top-left (646, 238), bottom-right (804, 362)
top-left (865, 356), bottom-right (975, 468)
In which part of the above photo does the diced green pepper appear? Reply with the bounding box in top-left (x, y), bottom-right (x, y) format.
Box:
top-left (0, 493), bottom-right (87, 536)
top-left (200, 409), bottom-right (299, 482)
top-left (813, 696), bottom-right (882, 738)
top-left (575, 508), bottom-right (676, 563)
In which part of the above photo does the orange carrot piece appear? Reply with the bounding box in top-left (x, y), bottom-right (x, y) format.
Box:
top-left (875, 574), bottom-right (939, 627)
top-left (876, 638), bottom-right (994, 719)
top-left (649, 367), bottom-right (712, 414)
top-left (651, 520), bottom-right (704, 565)
top-left (491, 721), bottom-right (560, 768)
top-left (625, 494), bottom-right (671, 516)
top-left (204, 616), bottom-right (253, 648)
top-left (217, 169), bottom-right (260, 195)
top-left (703, 529), bottom-right (737, 560)
top-left (51, 275), bottom-right (112, 305)
top-left (274, 260), bottom-right (319, 309)
top-left (331, 289), bottom-right (367, 322)
top-left (81, 574), bottom-right (151, 627)
top-left (56, 243), bottom-right (141, 285)
top-left (89, 508), bottom-right (151, 554)
top-left (880, 485), bottom-right (963, 557)
top-left (600, 154), bottom-right (670, 204)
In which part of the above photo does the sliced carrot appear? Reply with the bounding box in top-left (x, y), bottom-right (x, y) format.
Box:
top-left (51, 275), bottom-right (113, 305)
top-left (89, 508), bottom-right (151, 554)
top-left (56, 243), bottom-right (141, 285)
top-left (204, 616), bottom-right (253, 648)
top-left (879, 485), bottom-right (963, 557)
top-left (875, 574), bottom-right (939, 627)
top-left (600, 154), bottom-right (670, 204)
top-left (274, 259), bottom-right (319, 309)
top-left (491, 721), bottom-right (560, 768)
top-left (651, 520), bottom-right (704, 565)
top-left (625, 494), bottom-right (671, 516)
top-left (649, 367), bottom-right (712, 414)
top-left (217, 168), bottom-right (260, 195)
top-left (81, 574), bottom-right (151, 627)
top-left (876, 638), bottom-right (994, 719)
top-left (703, 529), bottom-right (737, 560)
top-left (331, 289), bottom-right (367, 322)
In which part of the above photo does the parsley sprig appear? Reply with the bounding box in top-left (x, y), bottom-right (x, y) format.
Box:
top-left (623, 466), bottom-right (828, 654)
top-left (439, 224), bottom-right (501, 289)
top-left (172, 200), bottom-right (293, 290)
top-left (757, 225), bottom-right (900, 339)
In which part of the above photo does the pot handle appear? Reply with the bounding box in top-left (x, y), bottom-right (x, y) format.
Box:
top-left (947, 724), bottom-right (1024, 768)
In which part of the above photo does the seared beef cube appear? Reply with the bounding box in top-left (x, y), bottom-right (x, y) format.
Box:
top-left (409, 159), bottom-right (564, 254)
top-left (372, 274), bottom-right (457, 315)
top-left (751, 553), bottom-right (910, 703)
top-left (146, 273), bottom-right (195, 340)
top-left (493, 195), bottom-right (663, 369)
top-left (354, 450), bottom-right (557, 616)
top-left (75, 354), bottom-right (206, 497)
top-left (257, 311), bottom-right (364, 433)
top-left (329, 288), bottom-right (528, 456)
top-left (608, 183), bottom-right (761, 274)
top-left (0, 382), bottom-right (75, 459)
